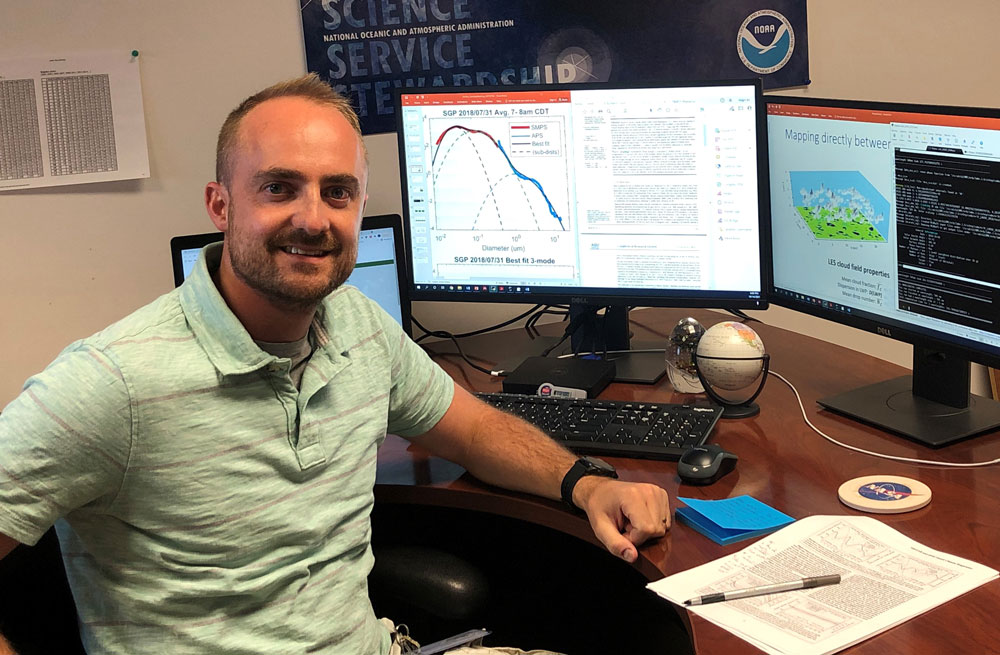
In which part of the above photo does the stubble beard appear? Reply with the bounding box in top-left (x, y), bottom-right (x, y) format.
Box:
top-left (225, 201), bottom-right (357, 312)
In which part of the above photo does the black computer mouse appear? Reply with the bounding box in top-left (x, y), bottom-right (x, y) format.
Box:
top-left (677, 444), bottom-right (738, 485)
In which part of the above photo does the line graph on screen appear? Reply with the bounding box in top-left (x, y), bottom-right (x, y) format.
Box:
top-left (429, 118), bottom-right (570, 232)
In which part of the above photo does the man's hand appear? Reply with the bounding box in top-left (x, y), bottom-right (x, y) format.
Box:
top-left (573, 476), bottom-right (670, 563)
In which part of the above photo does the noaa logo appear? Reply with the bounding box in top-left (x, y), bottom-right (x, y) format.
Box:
top-left (737, 10), bottom-right (794, 75)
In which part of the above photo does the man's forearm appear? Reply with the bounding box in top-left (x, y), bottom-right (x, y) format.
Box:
top-left (415, 385), bottom-right (577, 501)
top-left (459, 403), bottom-right (578, 501)
top-left (0, 632), bottom-right (17, 655)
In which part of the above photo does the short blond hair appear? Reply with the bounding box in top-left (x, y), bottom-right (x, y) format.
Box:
top-left (215, 73), bottom-right (366, 185)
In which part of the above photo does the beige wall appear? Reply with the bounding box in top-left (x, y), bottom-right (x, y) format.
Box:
top-left (3, 1), bottom-right (1000, 403)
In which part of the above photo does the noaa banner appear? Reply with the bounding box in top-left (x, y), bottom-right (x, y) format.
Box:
top-left (301, 1), bottom-right (808, 134)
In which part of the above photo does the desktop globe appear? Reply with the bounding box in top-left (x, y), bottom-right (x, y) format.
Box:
top-left (695, 321), bottom-right (770, 418)
top-left (696, 321), bottom-right (765, 389)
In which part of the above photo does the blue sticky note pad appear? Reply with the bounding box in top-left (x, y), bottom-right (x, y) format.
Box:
top-left (676, 496), bottom-right (794, 545)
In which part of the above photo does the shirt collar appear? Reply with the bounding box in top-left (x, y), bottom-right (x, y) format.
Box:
top-left (178, 243), bottom-right (280, 377)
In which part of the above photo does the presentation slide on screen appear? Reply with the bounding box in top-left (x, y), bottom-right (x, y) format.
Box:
top-left (400, 86), bottom-right (762, 293)
top-left (767, 108), bottom-right (897, 314)
top-left (768, 104), bottom-right (1000, 345)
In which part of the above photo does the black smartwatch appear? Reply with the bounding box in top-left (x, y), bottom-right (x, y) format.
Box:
top-left (560, 456), bottom-right (618, 509)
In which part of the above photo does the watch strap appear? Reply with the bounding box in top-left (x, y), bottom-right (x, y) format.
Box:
top-left (560, 457), bottom-right (618, 509)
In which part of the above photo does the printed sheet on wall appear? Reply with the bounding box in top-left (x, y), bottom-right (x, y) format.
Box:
top-left (0, 51), bottom-right (149, 191)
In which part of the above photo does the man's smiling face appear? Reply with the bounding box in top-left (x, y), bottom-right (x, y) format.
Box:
top-left (216, 95), bottom-right (368, 311)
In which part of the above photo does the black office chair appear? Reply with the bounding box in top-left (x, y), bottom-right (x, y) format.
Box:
top-left (0, 526), bottom-right (489, 655)
top-left (0, 528), bottom-right (85, 655)
top-left (369, 543), bottom-right (492, 649)
top-left (3, 517), bottom-right (687, 655)
top-left (369, 503), bottom-right (694, 655)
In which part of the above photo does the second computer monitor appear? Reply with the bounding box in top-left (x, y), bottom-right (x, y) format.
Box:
top-left (395, 80), bottom-right (770, 310)
top-left (766, 96), bottom-right (1000, 445)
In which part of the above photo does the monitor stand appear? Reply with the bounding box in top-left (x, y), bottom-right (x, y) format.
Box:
top-left (568, 304), bottom-right (665, 385)
top-left (818, 346), bottom-right (1000, 447)
top-left (495, 304), bottom-right (665, 384)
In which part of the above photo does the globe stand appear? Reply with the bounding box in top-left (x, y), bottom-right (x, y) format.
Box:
top-left (695, 354), bottom-right (770, 419)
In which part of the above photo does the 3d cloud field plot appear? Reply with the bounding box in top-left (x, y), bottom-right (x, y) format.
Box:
top-left (789, 171), bottom-right (889, 242)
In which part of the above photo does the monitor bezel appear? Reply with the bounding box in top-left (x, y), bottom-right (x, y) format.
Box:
top-left (170, 232), bottom-right (222, 288)
top-left (168, 214), bottom-right (412, 335)
top-left (394, 78), bottom-right (772, 311)
top-left (765, 94), bottom-right (1000, 370)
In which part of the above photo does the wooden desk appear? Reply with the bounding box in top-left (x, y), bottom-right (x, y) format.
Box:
top-left (375, 308), bottom-right (1000, 654)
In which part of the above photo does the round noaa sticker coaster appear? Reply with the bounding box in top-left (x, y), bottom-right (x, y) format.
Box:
top-left (838, 476), bottom-right (932, 514)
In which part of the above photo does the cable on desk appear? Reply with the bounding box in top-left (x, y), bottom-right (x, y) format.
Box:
top-left (414, 305), bottom-right (573, 376)
top-left (413, 305), bottom-right (572, 377)
top-left (770, 370), bottom-right (1000, 468)
top-left (540, 306), bottom-right (597, 358)
top-left (413, 305), bottom-right (541, 342)
top-left (524, 305), bottom-right (569, 332)
top-left (430, 333), bottom-right (495, 375)
top-left (559, 348), bottom-right (666, 358)
top-left (413, 305), bottom-right (546, 344)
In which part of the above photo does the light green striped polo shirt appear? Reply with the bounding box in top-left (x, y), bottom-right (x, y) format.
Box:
top-left (0, 243), bottom-right (454, 654)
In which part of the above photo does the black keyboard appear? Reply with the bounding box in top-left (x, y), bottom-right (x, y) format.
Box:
top-left (476, 392), bottom-right (723, 460)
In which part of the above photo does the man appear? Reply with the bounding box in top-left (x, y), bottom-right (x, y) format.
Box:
top-left (0, 74), bottom-right (670, 654)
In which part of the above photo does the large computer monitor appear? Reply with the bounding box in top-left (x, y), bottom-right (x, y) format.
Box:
top-left (395, 80), bottom-right (770, 381)
top-left (169, 214), bottom-right (412, 334)
top-left (766, 96), bottom-right (1000, 446)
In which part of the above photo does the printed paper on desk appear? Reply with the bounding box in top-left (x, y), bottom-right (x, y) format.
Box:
top-left (675, 495), bottom-right (794, 545)
top-left (647, 515), bottom-right (999, 655)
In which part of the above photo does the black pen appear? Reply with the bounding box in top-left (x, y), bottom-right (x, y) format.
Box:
top-left (684, 574), bottom-right (841, 606)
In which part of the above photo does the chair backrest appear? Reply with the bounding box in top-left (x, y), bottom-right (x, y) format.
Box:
top-left (0, 528), bottom-right (85, 655)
